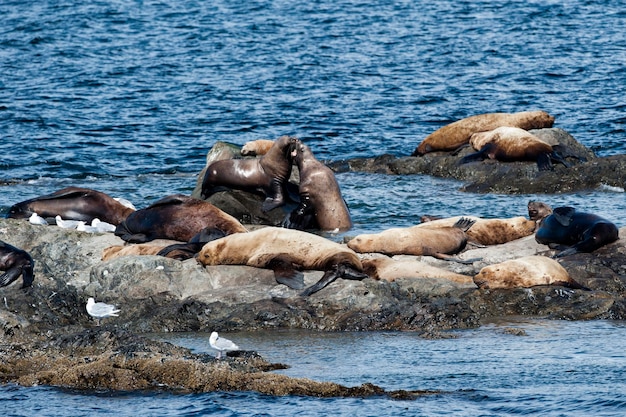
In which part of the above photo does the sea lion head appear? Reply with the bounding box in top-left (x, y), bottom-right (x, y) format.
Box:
top-left (528, 201), bottom-right (553, 222)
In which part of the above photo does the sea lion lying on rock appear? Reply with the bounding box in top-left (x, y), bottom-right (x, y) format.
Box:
top-left (534, 206), bottom-right (619, 257)
top-left (459, 126), bottom-right (569, 171)
top-left (115, 195), bottom-right (247, 243)
top-left (361, 256), bottom-right (474, 285)
top-left (347, 218), bottom-right (476, 262)
top-left (473, 255), bottom-right (589, 290)
top-left (6, 187), bottom-right (135, 225)
top-left (411, 110), bottom-right (555, 156)
top-left (241, 139), bottom-right (275, 156)
top-left (197, 227), bottom-right (368, 296)
top-left (417, 215), bottom-right (537, 246)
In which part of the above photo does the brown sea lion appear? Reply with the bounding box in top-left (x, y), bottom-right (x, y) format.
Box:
top-left (283, 142), bottom-right (352, 232)
top-left (0, 241), bottom-right (34, 288)
top-left (361, 257), bottom-right (474, 285)
top-left (197, 227), bottom-right (368, 296)
top-left (459, 126), bottom-right (569, 171)
top-left (534, 206), bottom-right (619, 257)
top-left (418, 215), bottom-right (537, 246)
top-left (473, 255), bottom-right (589, 290)
top-left (115, 195), bottom-right (247, 243)
top-left (411, 110), bottom-right (555, 156)
top-left (527, 201), bottom-right (553, 223)
top-left (6, 187), bottom-right (135, 225)
top-left (241, 139), bottom-right (275, 156)
top-left (346, 218), bottom-right (475, 262)
top-left (201, 135), bottom-right (299, 212)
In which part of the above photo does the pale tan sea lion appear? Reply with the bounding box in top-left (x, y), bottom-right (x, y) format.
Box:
top-left (411, 110), bottom-right (555, 156)
top-left (102, 243), bottom-right (166, 261)
top-left (473, 255), bottom-right (589, 290)
top-left (346, 218), bottom-right (474, 261)
top-left (197, 227), bottom-right (368, 295)
top-left (418, 215), bottom-right (537, 246)
top-left (241, 139), bottom-right (275, 156)
top-left (361, 257), bottom-right (474, 285)
top-left (460, 126), bottom-right (569, 171)
top-left (527, 201), bottom-right (553, 223)
top-left (283, 142), bottom-right (352, 232)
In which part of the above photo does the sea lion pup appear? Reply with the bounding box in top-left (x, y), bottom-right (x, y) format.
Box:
top-left (283, 142), bottom-right (352, 232)
top-left (361, 257), bottom-right (474, 285)
top-left (473, 255), bottom-right (589, 290)
top-left (197, 227), bottom-right (368, 296)
top-left (411, 110), bottom-right (555, 156)
top-left (418, 215), bottom-right (537, 246)
top-left (201, 135), bottom-right (299, 212)
top-left (346, 218), bottom-right (476, 262)
top-left (115, 194), bottom-right (247, 243)
top-left (241, 139), bottom-right (275, 156)
top-left (527, 200), bottom-right (553, 223)
top-left (459, 126), bottom-right (570, 171)
top-left (0, 241), bottom-right (34, 288)
top-left (6, 186), bottom-right (135, 225)
top-left (534, 206), bottom-right (619, 257)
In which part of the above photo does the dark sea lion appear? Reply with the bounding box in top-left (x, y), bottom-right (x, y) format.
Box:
top-left (0, 241), bottom-right (34, 288)
top-left (473, 255), bottom-right (590, 290)
top-left (115, 194), bottom-right (248, 243)
top-left (459, 127), bottom-right (569, 171)
top-left (197, 227), bottom-right (368, 296)
top-left (201, 135), bottom-right (299, 212)
top-left (411, 110), bottom-right (555, 156)
top-left (283, 142), bottom-right (352, 232)
top-left (6, 186), bottom-right (135, 225)
top-left (534, 207), bottom-right (619, 257)
top-left (241, 139), bottom-right (275, 156)
top-left (347, 218), bottom-right (476, 263)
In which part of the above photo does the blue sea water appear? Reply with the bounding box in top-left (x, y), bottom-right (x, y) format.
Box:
top-left (1, 0), bottom-right (626, 415)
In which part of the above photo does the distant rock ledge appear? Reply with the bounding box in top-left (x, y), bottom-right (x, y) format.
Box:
top-left (328, 128), bottom-right (626, 194)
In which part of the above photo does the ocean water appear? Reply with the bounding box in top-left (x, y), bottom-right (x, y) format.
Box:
top-left (1, 0), bottom-right (626, 415)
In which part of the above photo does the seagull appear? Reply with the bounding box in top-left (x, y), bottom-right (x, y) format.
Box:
top-left (55, 215), bottom-right (83, 229)
top-left (91, 218), bottom-right (116, 233)
top-left (209, 331), bottom-right (239, 359)
top-left (86, 297), bottom-right (120, 326)
top-left (29, 212), bottom-right (48, 225)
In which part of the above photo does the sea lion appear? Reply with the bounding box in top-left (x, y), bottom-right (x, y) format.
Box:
top-left (102, 243), bottom-right (166, 261)
top-left (115, 194), bottom-right (247, 243)
top-left (346, 218), bottom-right (475, 262)
top-left (361, 257), bottom-right (474, 285)
top-left (459, 126), bottom-right (569, 171)
top-left (241, 139), bottom-right (275, 156)
top-left (0, 241), bottom-right (34, 288)
top-left (411, 110), bottom-right (555, 156)
top-left (201, 135), bottom-right (299, 212)
top-left (527, 200), bottom-right (553, 223)
top-left (283, 142), bottom-right (352, 232)
top-left (473, 255), bottom-right (589, 290)
top-left (6, 187), bottom-right (135, 225)
top-left (197, 227), bottom-right (368, 296)
top-left (418, 215), bottom-right (537, 246)
top-left (534, 207), bottom-right (619, 257)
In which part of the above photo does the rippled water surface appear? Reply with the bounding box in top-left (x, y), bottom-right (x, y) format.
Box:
top-left (1, 0), bottom-right (626, 414)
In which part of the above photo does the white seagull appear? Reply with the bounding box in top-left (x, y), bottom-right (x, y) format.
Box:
top-left (29, 212), bottom-right (48, 225)
top-left (209, 331), bottom-right (240, 359)
top-left (86, 297), bottom-right (121, 326)
top-left (55, 215), bottom-right (83, 229)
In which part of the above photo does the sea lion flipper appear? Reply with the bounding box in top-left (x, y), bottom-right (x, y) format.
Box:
top-left (0, 267), bottom-right (22, 287)
top-left (453, 217), bottom-right (475, 232)
top-left (282, 197), bottom-right (316, 230)
top-left (156, 243), bottom-right (200, 260)
top-left (552, 207), bottom-right (576, 226)
top-left (536, 153), bottom-right (554, 171)
top-left (266, 256), bottom-right (305, 290)
top-left (299, 269), bottom-right (339, 297)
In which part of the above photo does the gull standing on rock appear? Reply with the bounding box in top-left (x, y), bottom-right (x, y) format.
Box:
top-left (86, 297), bottom-right (120, 326)
top-left (209, 331), bottom-right (239, 359)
